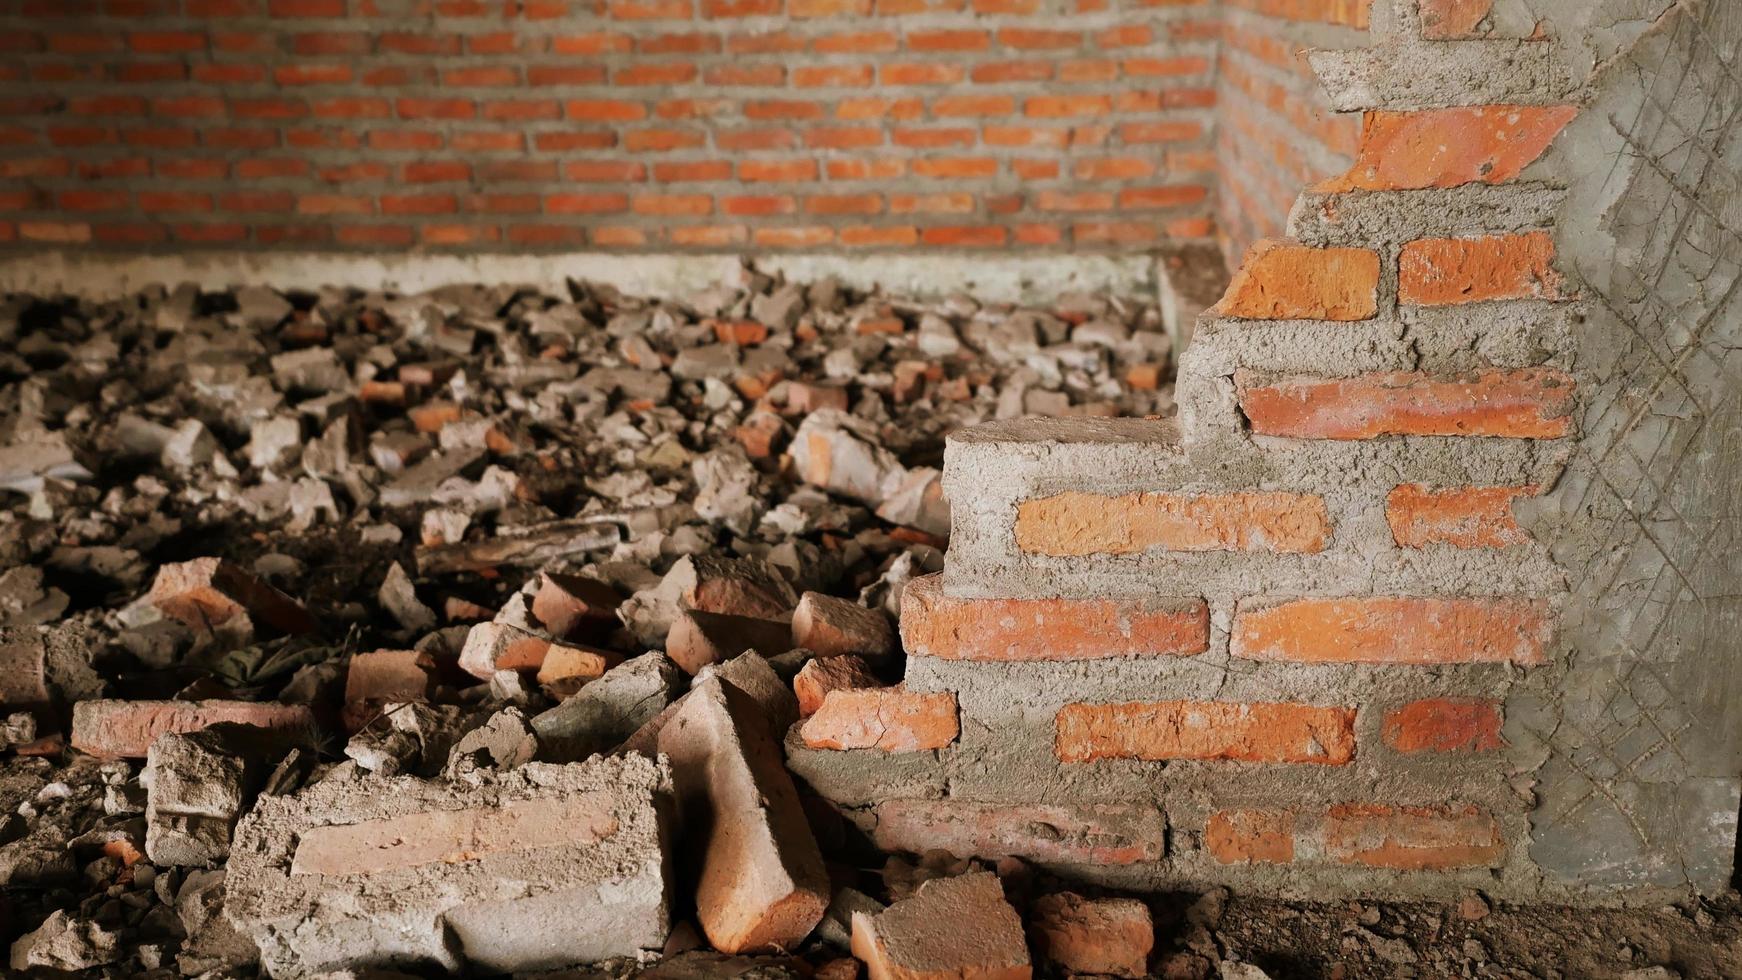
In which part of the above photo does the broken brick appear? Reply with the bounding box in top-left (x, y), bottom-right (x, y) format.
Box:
top-left (148, 557), bottom-right (318, 636)
top-left (851, 872), bottom-right (1030, 980)
top-left (71, 699), bottom-right (319, 759)
top-left (529, 571), bottom-right (623, 640)
top-left (791, 591), bottom-right (896, 661)
top-left (794, 654), bottom-right (883, 718)
top-left (1028, 892), bottom-right (1153, 978)
top-left (801, 686), bottom-right (959, 753)
top-left (665, 609), bottom-right (793, 676)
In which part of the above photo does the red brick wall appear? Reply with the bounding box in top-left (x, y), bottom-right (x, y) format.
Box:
top-left (1213, 0), bottom-right (1366, 264)
top-left (0, 0), bottom-right (1221, 252)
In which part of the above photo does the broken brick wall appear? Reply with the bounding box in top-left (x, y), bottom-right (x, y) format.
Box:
top-left (1211, 0), bottom-right (1364, 266)
top-left (793, 0), bottom-right (1742, 903)
top-left (0, 0), bottom-right (1222, 253)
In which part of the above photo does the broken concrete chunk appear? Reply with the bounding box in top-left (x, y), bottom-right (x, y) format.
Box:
top-left (444, 706), bottom-right (538, 777)
top-left (800, 687), bottom-right (959, 753)
top-left (790, 409), bottom-right (905, 506)
top-left (1027, 892), bottom-right (1154, 978)
top-left (659, 677), bottom-right (828, 954)
top-left (143, 724), bottom-right (267, 866)
top-left (794, 655), bottom-right (884, 718)
top-left (148, 557), bottom-right (318, 637)
top-left (666, 609), bottom-right (794, 676)
top-left (9, 909), bottom-right (122, 972)
top-left (71, 699), bottom-right (320, 759)
top-left (533, 651), bottom-right (684, 763)
top-left (791, 592), bottom-right (896, 661)
top-left (851, 872), bottom-right (1030, 980)
top-left (0, 433), bottom-right (93, 494)
top-left (227, 755), bottom-right (673, 976)
top-left (378, 561), bottom-right (436, 633)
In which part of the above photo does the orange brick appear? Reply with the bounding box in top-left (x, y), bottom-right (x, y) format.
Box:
top-left (292, 796), bottom-right (619, 876)
top-left (1323, 803), bottom-right (1503, 869)
top-left (800, 686), bottom-right (958, 752)
top-left (1381, 698), bottom-right (1504, 753)
top-left (1399, 231), bottom-right (1563, 305)
top-left (1321, 106), bottom-right (1577, 192)
top-left (1419, 0), bottom-right (1493, 38)
top-left (1213, 239), bottom-right (1379, 320)
top-left (1231, 596), bottom-right (1552, 666)
top-left (1237, 368), bottom-right (1575, 439)
top-left (1386, 484), bottom-right (1534, 548)
top-left (1015, 490), bottom-right (1330, 556)
top-left (901, 574), bottom-right (1207, 662)
top-left (793, 654), bottom-right (882, 717)
top-left (1205, 809), bottom-right (1295, 864)
top-left (1027, 893), bottom-right (1153, 978)
top-left (1054, 700), bottom-right (1356, 765)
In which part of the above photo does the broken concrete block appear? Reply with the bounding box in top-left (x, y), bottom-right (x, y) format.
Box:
top-left (226, 755), bottom-right (673, 976)
top-left (530, 571), bottom-right (622, 640)
top-left (143, 724), bottom-right (266, 866)
top-left (148, 557), bottom-right (318, 637)
top-left (175, 869), bottom-right (260, 974)
top-left (9, 909), bottom-right (121, 972)
top-left (658, 677), bottom-right (828, 954)
top-left (666, 609), bottom-right (794, 676)
top-left (872, 467), bottom-right (950, 538)
top-left (445, 706), bottom-right (538, 777)
top-left (794, 655), bottom-right (884, 718)
top-left (791, 592), bottom-right (896, 661)
top-left (533, 652), bottom-right (684, 763)
top-left (248, 415), bottom-right (304, 471)
top-left (0, 433), bottom-right (92, 494)
top-left (1027, 892), bottom-right (1153, 978)
top-left (71, 699), bottom-right (320, 759)
top-left (801, 687), bottom-right (959, 753)
top-left (378, 562), bottom-right (436, 633)
top-left (0, 626), bottom-right (50, 713)
top-left (851, 872), bottom-right (1030, 980)
top-left (790, 409), bottom-right (904, 505)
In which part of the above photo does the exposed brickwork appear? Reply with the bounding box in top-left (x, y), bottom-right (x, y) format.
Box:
top-left (1237, 368), bottom-right (1576, 439)
top-left (1319, 105), bottom-right (1577, 192)
top-left (1381, 698), bottom-right (1505, 754)
top-left (1399, 231), bottom-right (1565, 305)
top-left (901, 573), bottom-right (1209, 662)
top-left (1014, 489), bottom-right (1331, 555)
top-left (1386, 484), bottom-right (1534, 549)
top-left (1322, 803), bottom-right (1504, 869)
top-left (1055, 700), bottom-right (1358, 764)
top-left (1417, 0), bottom-right (1492, 39)
top-left (0, 1), bottom-right (1218, 251)
top-left (1231, 597), bottom-right (1552, 666)
top-left (1210, 240), bottom-right (1379, 320)
top-left (1204, 809), bottom-right (1295, 864)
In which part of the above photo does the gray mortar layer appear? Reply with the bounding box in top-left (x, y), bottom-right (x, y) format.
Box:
top-left (225, 756), bottom-right (673, 977)
top-left (1289, 185), bottom-right (1567, 247)
top-left (1310, 40), bottom-right (1582, 111)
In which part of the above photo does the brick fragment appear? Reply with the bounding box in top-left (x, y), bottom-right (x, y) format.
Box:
top-left (1212, 239), bottom-right (1379, 321)
top-left (1015, 490), bottom-right (1330, 556)
top-left (794, 654), bottom-right (883, 717)
top-left (71, 699), bottom-right (318, 759)
top-left (536, 642), bottom-right (621, 697)
top-left (1236, 368), bottom-right (1575, 439)
top-left (1028, 892), bottom-right (1153, 978)
top-left (1399, 231), bottom-right (1563, 305)
top-left (1320, 105), bottom-right (1576, 191)
top-left (1382, 698), bottom-right (1504, 753)
top-left (342, 649), bottom-right (437, 730)
top-left (1419, 0), bottom-right (1493, 38)
top-left (148, 557), bottom-right (317, 636)
top-left (900, 574), bottom-right (1207, 662)
top-left (0, 628), bottom-right (50, 711)
top-left (1232, 597), bottom-right (1551, 665)
top-left (659, 677), bottom-right (829, 954)
top-left (851, 872), bottom-right (1030, 980)
top-left (801, 686), bottom-right (958, 752)
top-left (1204, 809), bottom-right (1295, 865)
top-left (871, 799), bottom-right (1166, 865)
top-left (791, 591), bottom-right (896, 660)
top-left (458, 620), bottom-right (618, 681)
top-left (1322, 803), bottom-right (1504, 869)
top-left (1387, 484), bottom-right (1533, 548)
top-left (666, 609), bottom-right (793, 675)
top-left (530, 571), bottom-right (622, 640)
top-left (225, 755), bottom-right (672, 975)
top-left (1055, 700), bottom-right (1356, 765)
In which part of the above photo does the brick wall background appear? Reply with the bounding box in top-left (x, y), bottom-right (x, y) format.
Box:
top-left (0, 0), bottom-right (1242, 254)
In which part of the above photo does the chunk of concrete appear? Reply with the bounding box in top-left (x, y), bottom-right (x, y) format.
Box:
top-left (851, 872), bottom-right (1030, 980)
top-left (225, 755), bottom-right (673, 977)
top-left (532, 652), bottom-right (684, 764)
top-left (143, 724), bottom-right (268, 867)
top-left (9, 909), bottom-right (121, 972)
top-left (658, 677), bottom-right (828, 954)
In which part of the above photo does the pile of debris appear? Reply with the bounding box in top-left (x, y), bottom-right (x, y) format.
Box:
top-left (0, 269), bottom-right (1188, 977)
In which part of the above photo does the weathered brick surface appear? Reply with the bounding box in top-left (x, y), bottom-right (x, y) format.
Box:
top-left (1418, 0), bottom-right (1494, 38)
top-left (149, 557), bottom-right (317, 636)
top-left (1381, 698), bottom-right (1505, 754)
top-left (71, 699), bottom-right (319, 759)
top-left (1323, 803), bottom-right (1504, 869)
top-left (901, 574), bottom-right (1208, 662)
top-left (1320, 105), bottom-right (1576, 192)
top-left (1386, 484), bottom-right (1533, 549)
top-left (0, 6), bottom-right (1217, 252)
top-left (1027, 892), bottom-right (1153, 978)
top-left (1237, 368), bottom-right (1576, 439)
top-left (1014, 489), bottom-right (1330, 555)
top-left (1399, 231), bottom-right (1564, 305)
top-left (793, 654), bottom-right (883, 718)
top-left (801, 686), bottom-right (958, 753)
top-left (1212, 240), bottom-right (1379, 320)
top-left (790, 591), bottom-right (896, 661)
top-left (1204, 808), bottom-right (1295, 865)
top-left (1055, 700), bottom-right (1357, 765)
top-left (870, 799), bottom-right (1166, 865)
top-left (1232, 597), bottom-right (1552, 666)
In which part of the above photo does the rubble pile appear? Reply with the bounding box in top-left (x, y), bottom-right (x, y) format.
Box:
top-left (0, 270), bottom-right (1188, 978)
